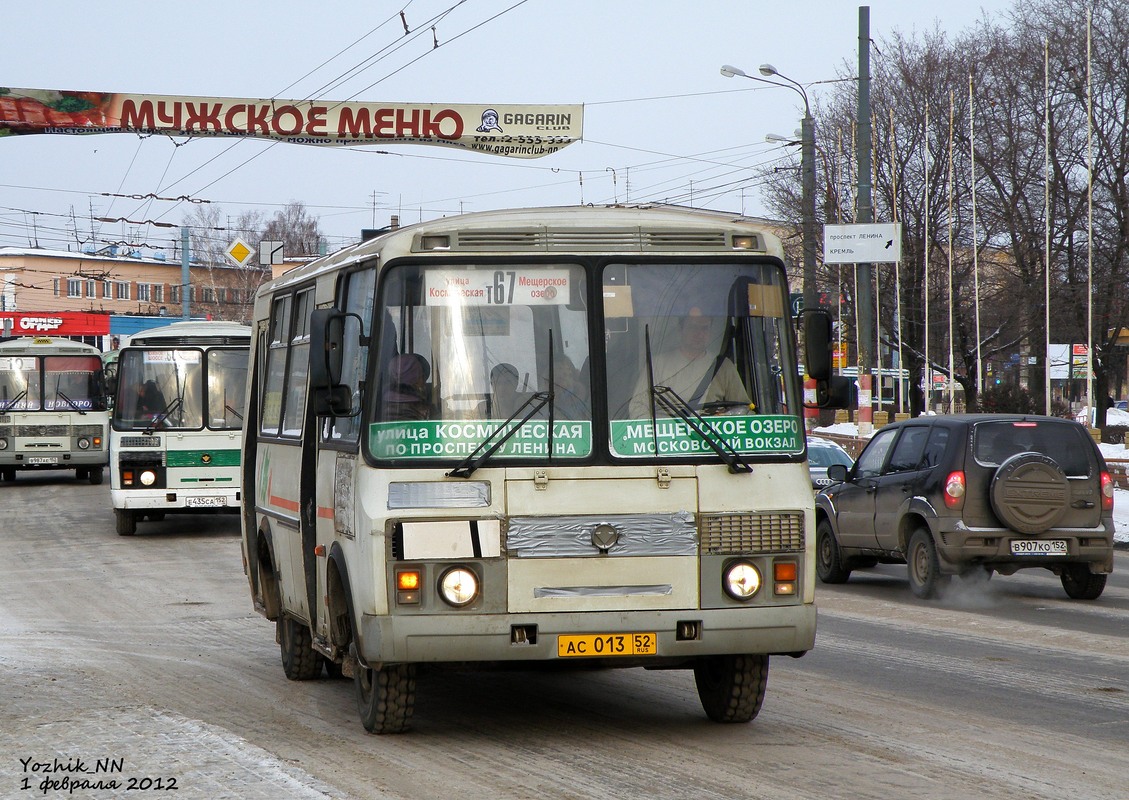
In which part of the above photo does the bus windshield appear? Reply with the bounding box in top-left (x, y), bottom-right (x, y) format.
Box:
top-left (0, 355), bottom-right (41, 411)
top-left (44, 356), bottom-right (106, 411)
top-left (368, 262), bottom-right (592, 462)
top-left (0, 355), bottom-right (105, 412)
top-left (114, 349), bottom-right (204, 430)
top-left (603, 262), bottom-right (801, 459)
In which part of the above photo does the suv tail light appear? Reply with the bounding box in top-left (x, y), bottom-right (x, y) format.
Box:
top-left (1100, 471), bottom-right (1114, 512)
top-left (943, 471), bottom-right (966, 509)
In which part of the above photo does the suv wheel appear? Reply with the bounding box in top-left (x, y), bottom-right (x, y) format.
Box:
top-left (816, 519), bottom-right (851, 584)
top-left (990, 453), bottom-right (1070, 534)
top-left (1060, 564), bottom-right (1107, 600)
top-left (907, 528), bottom-right (951, 599)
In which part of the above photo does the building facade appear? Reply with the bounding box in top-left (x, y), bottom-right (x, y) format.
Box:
top-left (0, 247), bottom-right (277, 348)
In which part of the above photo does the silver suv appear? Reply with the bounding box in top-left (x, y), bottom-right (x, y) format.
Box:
top-left (814, 415), bottom-right (1115, 599)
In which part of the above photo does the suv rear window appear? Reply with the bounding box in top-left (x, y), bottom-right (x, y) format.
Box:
top-left (973, 420), bottom-right (1091, 476)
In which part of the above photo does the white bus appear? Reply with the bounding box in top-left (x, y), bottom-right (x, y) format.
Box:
top-left (0, 336), bottom-right (109, 483)
top-left (242, 205), bottom-right (845, 733)
top-left (110, 320), bottom-right (251, 535)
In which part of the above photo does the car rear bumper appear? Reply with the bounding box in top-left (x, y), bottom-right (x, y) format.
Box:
top-left (933, 521), bottom-right (1115, 573)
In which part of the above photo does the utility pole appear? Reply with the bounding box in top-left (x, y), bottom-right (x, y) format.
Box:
top-left (856, 5), bottom-right (875, 434)
top-left (181, 226), bottom-right (191, 320)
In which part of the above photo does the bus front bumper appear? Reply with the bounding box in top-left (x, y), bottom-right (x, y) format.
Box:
top-left (111, 488), bottom-right (241, 511)
top-left (356, 604), bottom-right (817, 665)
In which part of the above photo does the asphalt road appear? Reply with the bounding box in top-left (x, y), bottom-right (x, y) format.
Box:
top-left (1, 470), bottom-right (1126, 800)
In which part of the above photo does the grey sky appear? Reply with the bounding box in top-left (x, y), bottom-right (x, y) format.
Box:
top-left (1, 0), bottom-right (1015, 253)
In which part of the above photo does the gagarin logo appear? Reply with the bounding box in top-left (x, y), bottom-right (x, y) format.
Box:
top-left (476, 108), bottom-right (503, 133)
top-left (200, 453), bottom-right (212, 464)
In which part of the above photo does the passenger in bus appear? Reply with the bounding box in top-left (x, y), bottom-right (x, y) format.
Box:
top-left (628, 309), bottom-right (750, 417)
top-left (382, 353), bottom-right (431, 421)
top-left (135, 380), bottom-right (166, 417)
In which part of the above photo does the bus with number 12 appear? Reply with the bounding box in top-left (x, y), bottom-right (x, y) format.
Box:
top-left (0, 336), bottom-right (109, 484)
top-left (241, 204), bottom-right (846, 733)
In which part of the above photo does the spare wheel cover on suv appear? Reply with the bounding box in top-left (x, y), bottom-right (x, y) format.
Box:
top-left (989, 452), bottom-right (1070, 534)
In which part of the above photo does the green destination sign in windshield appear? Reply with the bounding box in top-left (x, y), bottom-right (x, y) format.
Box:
top-left (370, 419), bottom-right (592, 460)
top-left (610, 414), bottom-right (802, 457)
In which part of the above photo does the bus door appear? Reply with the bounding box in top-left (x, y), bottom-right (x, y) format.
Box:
top-left (310, 268), bottom-right (375, 643)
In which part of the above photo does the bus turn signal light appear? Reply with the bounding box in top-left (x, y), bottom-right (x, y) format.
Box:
top-left (774, 561), bottom-right (798, 595)
top-left (396, 569), bottom-right (421, 605)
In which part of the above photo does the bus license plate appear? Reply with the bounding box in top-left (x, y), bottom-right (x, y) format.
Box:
top-left (27, 457), bottom-right (58, 465)
top-left (1010, 539), bottom-right (1067, 556)
top-left (558, 632), bottom-right (657, 658)
top-left (186, 496), bottom-right (225, 508)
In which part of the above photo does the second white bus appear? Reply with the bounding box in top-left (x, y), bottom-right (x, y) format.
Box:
top-left (110, 320), bottom-right (251, 535)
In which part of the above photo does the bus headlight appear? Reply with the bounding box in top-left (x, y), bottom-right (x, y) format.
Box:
top-left (77, 437), bottom-right (91, 450)
top-left (723, 561), bottom-right (762, 601)
top-left (438, 566), bottom-right (479, 607)
top-left (0, 439), bottom-right (7, 450)
top-left (139, 470), bottom-right (157, 486)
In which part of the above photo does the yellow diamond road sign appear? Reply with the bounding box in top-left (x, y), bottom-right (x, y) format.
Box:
top-left (226, 238), bottom-right (253, 266)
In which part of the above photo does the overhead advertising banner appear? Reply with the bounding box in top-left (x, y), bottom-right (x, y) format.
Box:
top-left (0, 87), bottom-right (582, 160)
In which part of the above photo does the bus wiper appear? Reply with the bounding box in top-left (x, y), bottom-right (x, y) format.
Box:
top-left (447, 391), bottom-right (551, 479)
top-left (0, 388), bottom-right (27, 412)
top-left (650, 386), bottom-right (753, 474)
top-left (642, 325), bottom-right (750, 474)
top-left (54, 388), bottom-right (87, 415)
top-left (224, 403), bottom-right (244, 421)
top-left (144, 395), bottom-right (183, 435)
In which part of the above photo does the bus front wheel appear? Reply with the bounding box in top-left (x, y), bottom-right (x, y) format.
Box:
top-left (114, 509), bottom-right (136, 536)
top-left (354, 649), bottom-right (415, 734)
top-left (0, 467), bottom-right (14, 482)
top-left (88, 467), bottom-right (104, 485)
top-left (694, 653), bottom-right (769, 723)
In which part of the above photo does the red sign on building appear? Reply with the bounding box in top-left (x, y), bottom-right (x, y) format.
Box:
top-left (0, 311), bottom-right (110, 337)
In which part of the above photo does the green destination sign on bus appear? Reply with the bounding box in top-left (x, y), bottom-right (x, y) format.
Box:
top-left (370, 419), bottom-right (592, 460)
top-left (610, 414), bottom-right (803, 457)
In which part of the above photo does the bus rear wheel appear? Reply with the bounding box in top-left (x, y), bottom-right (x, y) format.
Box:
top-left (355, 651), bottom-right (415, 734)
top-left (694, 653), bottom-right (768, 723)
top-left (278, 615), bottom-right (323, 681)
top-left (114, 509), bottom-right (136, 536)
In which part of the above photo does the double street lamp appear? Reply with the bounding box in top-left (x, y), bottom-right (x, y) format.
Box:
top-left (720, 64), bottom-right (817, 316)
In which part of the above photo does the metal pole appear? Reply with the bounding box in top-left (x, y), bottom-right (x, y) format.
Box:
top-left (856, 6), bottom-right (874, 434)
top-left (801, 113), bottom-right (817, 316)
top-left (180, 226), bottom-right (190, 320)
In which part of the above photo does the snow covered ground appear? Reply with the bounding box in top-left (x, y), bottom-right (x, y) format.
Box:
top-left (812, 418), bottom-right (1129, 545)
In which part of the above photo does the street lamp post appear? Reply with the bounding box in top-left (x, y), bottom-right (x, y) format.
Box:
top-left (721, 63), bottom-right (817, 317)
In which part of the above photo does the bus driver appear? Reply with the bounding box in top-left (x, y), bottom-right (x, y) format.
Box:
top-left (628, 308), bottom-right (750, 417)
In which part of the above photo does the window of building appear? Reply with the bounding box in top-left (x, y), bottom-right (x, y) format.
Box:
top-left (67, 278), bottom-right (82, 298)
top-left (115, 281), bottom-right (130, 300)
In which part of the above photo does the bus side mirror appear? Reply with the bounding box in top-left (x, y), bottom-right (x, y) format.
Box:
top-left (104, 362), bottom-right (118, 385)
top-left (803, 309), bottom-right (853, 409)
top-left (803, 310), bottom-right (833, 381)
top-left (310, 308), bottom-right (345, 389)
top-left (310, 308), bottom-right (352, 417)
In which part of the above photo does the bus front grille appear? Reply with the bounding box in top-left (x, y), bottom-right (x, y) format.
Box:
top-left (698, 512), bottom-right (804, 554)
